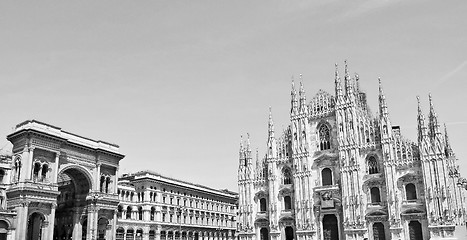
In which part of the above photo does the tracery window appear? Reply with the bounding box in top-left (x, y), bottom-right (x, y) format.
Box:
top-left (282, 168), bottom-right (292, 185)
top-left (321, 168), bottom-right (333, 186)
top-left (406, 183), bottom-right (417, 200)
top-left (318, 124), bottom-right (331, 150)
top-left (368, 156), bottom-right (378, 174)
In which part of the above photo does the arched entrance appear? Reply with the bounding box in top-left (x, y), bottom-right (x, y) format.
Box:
top-left (0, 220), bottom-right (8, 240)
top-left (372, 222), bottom-right (386, 240)
top-left (260, 228), bottom-right (269, 240)
top-left (27, 212), bottom-right (45, 240)
top-left (285, 226), bottom-right (294, 240)
top-left (54, 167), bottom-right (92, 240)
top-left (408, 221), bottom-right (423, 240)
top-left (98, 218), bottom-right (109, 240)
top-left (322, 214), bottom-right (338, 240)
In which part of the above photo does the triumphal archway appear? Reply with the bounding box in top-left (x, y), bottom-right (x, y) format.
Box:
top-left (6, 120), bottom-right (124, 240)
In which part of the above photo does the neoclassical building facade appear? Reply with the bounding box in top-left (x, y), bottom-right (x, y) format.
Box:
top-left (115, 171), bottom-right (237, 240)
top-left (0, 120), bottom-right (124, 240)
top-left (0, 120), bottom-right (238, 240)
top-left (237, 63), bottom-right (467, 240)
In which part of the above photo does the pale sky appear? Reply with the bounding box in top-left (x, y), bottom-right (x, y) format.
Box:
top-left (1, 1), bottom-right (466, 191)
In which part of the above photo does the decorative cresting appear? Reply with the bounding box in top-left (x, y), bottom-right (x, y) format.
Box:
top-left (308, 89), bottom-right (335, 119)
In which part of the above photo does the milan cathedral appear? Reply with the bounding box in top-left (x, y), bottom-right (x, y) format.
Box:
top-left (237, 62), bottom-right (467, 240)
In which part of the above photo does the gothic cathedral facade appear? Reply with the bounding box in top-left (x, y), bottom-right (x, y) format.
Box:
top-left (237, 63), bottom-right (467, 240)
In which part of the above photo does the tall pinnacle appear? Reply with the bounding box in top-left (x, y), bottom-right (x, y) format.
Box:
top-left (335, 63), bottom-right (343, 98)
top-left (268, 107), bottom-right (275, 138)
top-left (291, 76), bottom-right (298, 115)
top-left (417, 96), bottom-right (428, 142)
top-left (299, 75), bottom-right (307, 113)
top-left (444, 123), bottom-right (454, 157)
top-left (378, 78), bottom-right (388, 118)
top-left (428, 94), bottom-right (442, 138)
top-left (344, 60), bottom-right (354, 96)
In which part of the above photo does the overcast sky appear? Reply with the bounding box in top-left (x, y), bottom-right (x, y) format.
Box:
top-left (1, 0), bottom-right (466, 191)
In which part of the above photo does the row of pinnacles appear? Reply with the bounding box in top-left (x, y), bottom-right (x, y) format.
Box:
top-left (237, 61), bottom-right (467, 240)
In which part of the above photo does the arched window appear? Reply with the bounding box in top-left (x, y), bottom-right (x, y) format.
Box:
top-left (321, 168), bottom-right (333, 186)
top-left (284, 196), bottom-right (292, 210)
top-left (372, 222), bottom-right (386, 240)
top-left (368, 156), bottom-right (378, 174)
top-left (33, 162), bottom-right (41, 181)
top-left (371, 187), bottom-right (381, 203)
top-left (41, 164), bottom-right (48, 181)
top-left (406, 183), bottom-right (417, 200)
top-left (259, 198), bottom-right (267, 212)
top-left (105, 177), bottom-right (111, 193)
top-left (117, 205), bottom-right (123, 219)
top-left (126, 206), bottom-right (132, 219)
top-left (14, 158), bottom-right (21, 182)
top-left (282, 168), bottom-right (292, 185)
top-left (150, 207), bottom-right (156, 221)
top-left (138, 207), bottom-right (143, 220)
top-left (100, 175), bottom-right (105, 192)
top-left (318, 124), bottom-right (331, 150)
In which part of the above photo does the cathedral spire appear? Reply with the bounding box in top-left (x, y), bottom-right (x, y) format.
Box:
top-left (444, 123), bottom-right (454, 157)
top-left (428, 93), bottom-right (443, 139)
top-left (344, 60), bottom-right (354, 97)
top-left (267, 107), bottom-right (277, 158)
top-left (239, 135), bottom-right (245, 166)
top-left (246, 133), bottom-right (252, 160)
top-left (299, 74), bottom-right (307, 113)
top-left (335, 63), bottom-right (343, 98)
top-left (268, 107), bottom-right (275, 139)
top-left (417, 96), bottom-right (429, 143)
top-left (291, 76), bottom-right (298, 115)
top-left (378, 78), bottom-right (389, 118)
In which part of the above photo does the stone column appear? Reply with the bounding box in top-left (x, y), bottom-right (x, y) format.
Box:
top-left (16, 201), bottom-right (30, 240)
top-left (95, 163), bottom-right (102, 192)
top-left (72, 208), bottom-right (83, 240)
top-left (110, 210), bottom-right (118, 240)
top-left (87, 206), bottom-right (99, 240)
top-left (21, 147), bottom-right (34, 181)
top-left (53, 152), bottom-right (60, 183)
top-left (47, 203), bottom-right (57, 240)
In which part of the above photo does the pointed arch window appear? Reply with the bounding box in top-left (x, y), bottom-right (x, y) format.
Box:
top-left (318, 124), bottom-right (331, 150)
top-left (282, 168), bottom-right (292, 185)
top-left (368, 156), bottom-right (378, 174)
top-left (406, 183), bottom-right (417, 200)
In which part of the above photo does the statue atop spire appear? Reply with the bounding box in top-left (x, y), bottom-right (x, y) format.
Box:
top-left (378, 78), bottom-right (388, 118)
top-left (417, 96), bottom-right (428, 143)
top-left (444, 123), bottom-right (454, 157)
top-left (428, 93), bottom-right (442, 139)
top-left (268, 107), bottom-right (275, 138)
top-left (299, 75), bottom-right (307, 113)
top-left (335, 63), bottom-right (343, 98)
top-left (291, 76), bottom-right (298, 115)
